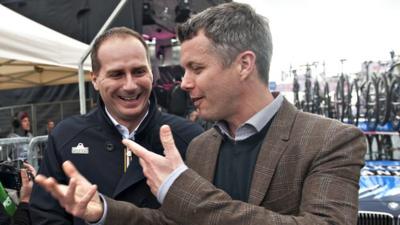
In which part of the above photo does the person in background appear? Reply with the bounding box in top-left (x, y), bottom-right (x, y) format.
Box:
top-left (44, 119), bottom-right (55, 135)
top-left (188, 110), bottom-right (199, 123)
top-left (11, 162), bottom-right (36, 225)
top-left (34, 2), bottom-right (366, 225)
top-left (8, 112), bottom-right (33, 139)
top-left (188, 110), bottom-right (213, 130)
top-left (30, 27), bottom-right (203, 225)
top-left (7, 112), bottom-right (33, 160)
top-left (0, 162), bottom-right (36, 225)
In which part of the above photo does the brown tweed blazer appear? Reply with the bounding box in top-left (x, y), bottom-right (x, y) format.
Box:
top-left (104, 99), bottom-right (366, 225)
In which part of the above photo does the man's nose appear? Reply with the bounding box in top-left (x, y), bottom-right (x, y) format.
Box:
top-left (124, 75), bottom-right (138, 90)
top-left (180, 73), bottom-right (194, 91)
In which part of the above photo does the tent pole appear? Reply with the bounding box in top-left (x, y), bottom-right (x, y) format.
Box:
top-left (78, 0), bottom-right (130, 114)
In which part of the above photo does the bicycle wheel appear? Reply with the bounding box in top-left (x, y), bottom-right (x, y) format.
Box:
top-left (389, 78), bottom-right (400, 130)
top-left (335, 75), bottom-right (346, 121)
top-left (321, 82), bottom-right (333, 118)
top-left (341, 77), bottom-right (354, 124)
top-left (303, 78), bottom-right (312, 112)
top-left (293, 77), bottom-right (301, 109)
top-left (376, 75), bottom-right (390, 125)
top-left (349, 80), bottom-right (360, 126)
top-left (335, 74), bottom-right (350, 122)
top-left (312, 80), bottom-right (322, 114)
top-left (364, 77), bottom-right (379, 130)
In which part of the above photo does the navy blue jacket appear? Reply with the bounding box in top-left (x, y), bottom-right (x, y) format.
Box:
top-left (30, 93), bottom-right (203, 225)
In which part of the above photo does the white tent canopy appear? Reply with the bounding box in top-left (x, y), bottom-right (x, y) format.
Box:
top-left (0, 4), bottom-right (91, 90)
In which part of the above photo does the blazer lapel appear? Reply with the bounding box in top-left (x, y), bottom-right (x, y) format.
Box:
top-left (187, 129), bottom-right (222, 182)
top-left (248, 99), bottom-right (298, 205)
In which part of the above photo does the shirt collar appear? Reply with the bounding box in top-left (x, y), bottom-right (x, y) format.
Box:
top-left (105, 104), bottom-right (149, 140)
top-left (216, 94), bottom-right (284, 141)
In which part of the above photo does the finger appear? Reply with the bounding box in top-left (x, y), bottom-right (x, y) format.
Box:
top-left (65, 178), bottom-right (78, 204)
top-left (62, 161), bottom-right (84, 180)
top-left (34, 174), bottom-right (47, 185)
top-left (159, 125), bottom-right (178, 156)
top-left (71, 184), bottom-right (98, 219)
top-left (23, 163), bottom-right (37, 176)
top-left (35, 176), bottom-right (65, 197)
top-left (38, 177), bottom-right (67, 201)
top-left (122, 139), bottom-right (157, 161)
top-left (78, 184), bottom-right (98, 209)
top-left (34, 175), bottom-right (51, 189)
top-left (20, 169), bottom-right (29, 186)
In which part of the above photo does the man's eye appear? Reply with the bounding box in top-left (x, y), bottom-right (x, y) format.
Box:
top-left (109, 72), bottom-right (123, 78)
top-left (193, 67), bottom-right (203, 74)
top-left (133, 68), bottom-right (146, 76)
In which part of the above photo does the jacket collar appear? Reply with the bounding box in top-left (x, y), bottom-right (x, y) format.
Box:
top-left (247, 98), bottom-right (297, 205)
top-left (94, 91), bottom-right (160, 139)
top-left (192, 98), bottom-right (298, 205)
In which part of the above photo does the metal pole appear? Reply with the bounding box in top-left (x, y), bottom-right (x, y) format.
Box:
top-left (78, 0), bottom-right (130, 114)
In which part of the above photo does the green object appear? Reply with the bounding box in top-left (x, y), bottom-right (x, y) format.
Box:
top-left (0, 182), bottom-right (17, 216)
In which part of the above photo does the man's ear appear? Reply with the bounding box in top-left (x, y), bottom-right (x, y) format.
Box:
top-left (90, 72), bottom-right (99, 91)
top-left (237, 51), bottom-right (256, 81)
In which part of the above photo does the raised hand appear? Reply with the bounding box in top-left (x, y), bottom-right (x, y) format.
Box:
top-left (122, 125), bottom-right (184, 195)
top-left (34, 161), bottom-right (104, 223)
top-left (19, 162), bottom-right (37, 203)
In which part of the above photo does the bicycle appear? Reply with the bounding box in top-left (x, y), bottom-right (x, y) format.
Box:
top-left (387, 51), bottom-right (400, 131)
top-left (292, 70), bottom-right (301, 110)
top-left (321, 81), bottom-right (333, 118)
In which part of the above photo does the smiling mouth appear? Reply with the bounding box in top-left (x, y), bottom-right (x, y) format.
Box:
top-left (191, 97), bottom-right (203, 105)
top-left (120, 94), bottom-right (140, 101)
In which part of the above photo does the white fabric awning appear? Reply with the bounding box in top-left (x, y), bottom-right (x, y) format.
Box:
top-left (0, 4), bottom-right (92, 90)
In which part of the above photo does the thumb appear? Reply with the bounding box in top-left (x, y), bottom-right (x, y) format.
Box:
top-left (159, 125), bottom-right (180, 160)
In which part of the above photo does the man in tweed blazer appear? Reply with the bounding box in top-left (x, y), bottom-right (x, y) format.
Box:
top-left (35, 2), bottom-right (367, 225)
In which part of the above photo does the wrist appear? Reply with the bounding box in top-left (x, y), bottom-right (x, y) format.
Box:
top-left (87, 194), bottom-right (104, 223)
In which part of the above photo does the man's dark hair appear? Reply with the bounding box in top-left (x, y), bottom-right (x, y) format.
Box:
top-left (176, 2), bottom-right (273, 84)
top-left (90, 27), bottom-right (150, 73)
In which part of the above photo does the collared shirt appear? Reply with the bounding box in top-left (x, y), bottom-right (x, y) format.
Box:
top-left (88, 105), bottom-right (149, 225)
top-left (156, 94), bottom-right (284, 204)
top-left (216, 94), bottom-right (284, 141)
top-left (105, 106), bottom-right (149, 140)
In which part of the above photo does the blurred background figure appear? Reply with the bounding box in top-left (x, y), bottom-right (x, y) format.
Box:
top-left (6, 112), bottom-right (33, 161)
top-left (44, 119), bottom-right (55, 135)
top-left (188, 110), bottom-right (199, 123)
top-left (187, 110), bottom-right (213, 130)
top-left (8, 112), bottom-right (33, 139)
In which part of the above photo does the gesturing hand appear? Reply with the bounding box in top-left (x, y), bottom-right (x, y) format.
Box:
top-left (122, 125), bottom-right (184, 195)
top-left (35, 161), bottom-right (104, 223)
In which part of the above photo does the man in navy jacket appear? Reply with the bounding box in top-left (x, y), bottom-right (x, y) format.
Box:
top-left (30, 27), bottom-right (203, 225)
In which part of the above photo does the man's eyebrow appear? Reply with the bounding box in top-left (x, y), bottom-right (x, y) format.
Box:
top-left (105, 68), bottom-right (123, 74)
top-left (106, 65), bottom-right (148, 73)
top-left (186, 61), bottom-right (203, 68)
top-left (132, 65), bottom-right (148, 70)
